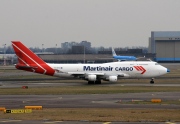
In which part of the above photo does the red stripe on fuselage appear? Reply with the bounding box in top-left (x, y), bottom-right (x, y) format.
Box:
top-left (134, 66), bottom-right (140, 71)
top-left (138, 66), bottom-right (146, 74)
top-left (133, 66), bottom-right (146, 74)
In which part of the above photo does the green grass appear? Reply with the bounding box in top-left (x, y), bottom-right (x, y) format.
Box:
top-left (0, 86), bottom-right (180, 95)
top-left (1, 108), bottom-right (180, 122)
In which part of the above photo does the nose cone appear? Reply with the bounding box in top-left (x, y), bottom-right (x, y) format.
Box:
top-left (159, 66), bottom-right (170, 76)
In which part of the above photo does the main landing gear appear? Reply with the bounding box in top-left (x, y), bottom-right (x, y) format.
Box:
top-left (88, 80), bottom-right (101, 84)
top-left (150, 78), bottom-right (154, 84)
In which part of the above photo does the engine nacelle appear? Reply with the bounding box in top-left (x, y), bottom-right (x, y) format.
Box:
top-left (109, 76), bottom-right (118, 82)
top-left (87, 75), bottom-right (97, 81)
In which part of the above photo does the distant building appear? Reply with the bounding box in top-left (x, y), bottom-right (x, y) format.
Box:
top-left (72, 46), bottom-right (84, 54)
top-left (80, 41), bottom-right (91, 49)
top-left (61, 41), bottom-right (92, 54)
top-left (61, 41), bottom-right (78, 49)
top-left (98, 49), bottom-right (143, 54)
top-left (149, 31), bottom-right (180, 62)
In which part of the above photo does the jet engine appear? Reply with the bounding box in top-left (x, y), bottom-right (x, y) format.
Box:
top-left (87, 75), bottom-right (96, 81)
top-left (109, 76), bottom-right (117, 82)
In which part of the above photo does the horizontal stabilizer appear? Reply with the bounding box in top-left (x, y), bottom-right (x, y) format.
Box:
top-left (16, 64), bottom-right (38, 69)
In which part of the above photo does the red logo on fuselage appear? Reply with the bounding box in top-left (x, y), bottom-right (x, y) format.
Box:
top-left (133, 66), bottom-right (146, 74)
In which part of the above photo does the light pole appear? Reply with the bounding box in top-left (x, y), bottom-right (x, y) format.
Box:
top-left (83, 46), bottom-right (85, 63)
top-left (3, 44), bottom-right (6, 66)
top-left (55, 44), bottom-right (57, 54)
top-left (42, 44), bottom-right (44, 53)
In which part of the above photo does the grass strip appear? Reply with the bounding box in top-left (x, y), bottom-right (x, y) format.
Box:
top-left (1, 108), bottom-right (180, 122)
top-left (0, 86), bottom-right (180, 95)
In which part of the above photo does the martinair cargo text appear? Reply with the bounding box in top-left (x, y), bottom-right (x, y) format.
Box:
top-left (12, 41), bottom-right (170, 84)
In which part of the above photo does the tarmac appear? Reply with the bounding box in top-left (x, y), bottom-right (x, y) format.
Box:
top-left (0, 92), bottom-right (180, 109)
top-left (0, 65), bottom-right (180, 124)
top-left (0, 119), bottom-right (179, 124)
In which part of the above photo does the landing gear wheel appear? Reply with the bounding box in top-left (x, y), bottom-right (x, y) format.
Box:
top-left (95, 80), bottom-right (101, 84)
top-left (88, 81), bottom-right (94, 84)
top-left (150, 78), bottom-right (154, 84)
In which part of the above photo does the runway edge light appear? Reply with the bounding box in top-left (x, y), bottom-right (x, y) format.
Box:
top-left (0, 107), bottom-right (5, 111)
top-left (22, 86), bottom-right (28, 89)
top-left (151, 99), bottom-right (162, 103)
top-left (25, 106), bottom-right (42, 110)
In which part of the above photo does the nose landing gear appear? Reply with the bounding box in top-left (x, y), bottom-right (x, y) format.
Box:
top-left (150, 78), bottom-right (154, 84)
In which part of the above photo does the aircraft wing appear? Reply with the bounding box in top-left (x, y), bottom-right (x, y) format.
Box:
top-left (136, 56), bottom-right (145, 60)
top-left (67, 72), bottom-right (104, 75)
top-left (67, 72), bottom-right (85, 75)
top-left (117, 73), bottom-right (129, 77)
top-left (96, 57), bottom-right (135, 61)
top-left (67, 72), bottom-right (105, 79)
top-left (67, 72), bottom-right (129, 78)
top-left (67, 72), bottom-right (128, 76)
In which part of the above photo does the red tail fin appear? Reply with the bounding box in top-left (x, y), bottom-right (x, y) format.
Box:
top-left (12, 41), bottom-right (55, 76)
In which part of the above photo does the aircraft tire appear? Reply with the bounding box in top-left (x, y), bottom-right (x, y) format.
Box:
top-left (88, 81), bottom-right (94, 84)
top-left (95, 80), bottom-right (101, 84)
top-left (150, 78), bottom-right (154, 84)
top-left (150, 80), bottom-right (154, 84)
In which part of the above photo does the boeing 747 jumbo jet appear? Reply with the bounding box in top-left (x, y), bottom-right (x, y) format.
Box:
top-left (12, 41), bottom-right (170, 84)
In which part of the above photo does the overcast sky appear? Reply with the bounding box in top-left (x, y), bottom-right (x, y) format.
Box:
top-left (1, 0), bottom-right (180, 48)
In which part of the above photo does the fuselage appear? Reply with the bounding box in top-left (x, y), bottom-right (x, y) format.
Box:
top-left (113, 56), bottom-right (137, 61)
top-left (48, 61), bottom-right (168, 79)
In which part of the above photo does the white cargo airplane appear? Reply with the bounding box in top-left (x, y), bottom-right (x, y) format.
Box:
top-left (12, 41), bottom-right (170, 84)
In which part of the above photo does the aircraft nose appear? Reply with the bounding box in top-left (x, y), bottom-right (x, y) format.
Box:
top-left (167, 68), bottom-right (170, 73)
top-left (159, 67), bottom-right (170, 76)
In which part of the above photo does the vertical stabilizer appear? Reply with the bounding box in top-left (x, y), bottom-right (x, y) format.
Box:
top-left (112, 47), bottom-right (117, 57)
top-left (12, 41), bottom-right (55, 76)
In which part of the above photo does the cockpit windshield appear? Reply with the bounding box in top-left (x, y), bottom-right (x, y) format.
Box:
top-left (155, 63), bottom-right (159, 65)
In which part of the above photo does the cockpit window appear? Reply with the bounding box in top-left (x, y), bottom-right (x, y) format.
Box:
top-left (155, 63), bottom-right (159, 65)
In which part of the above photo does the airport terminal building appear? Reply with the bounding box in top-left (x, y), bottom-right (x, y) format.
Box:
top-left (149, 31), bottom-right (180, 62)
